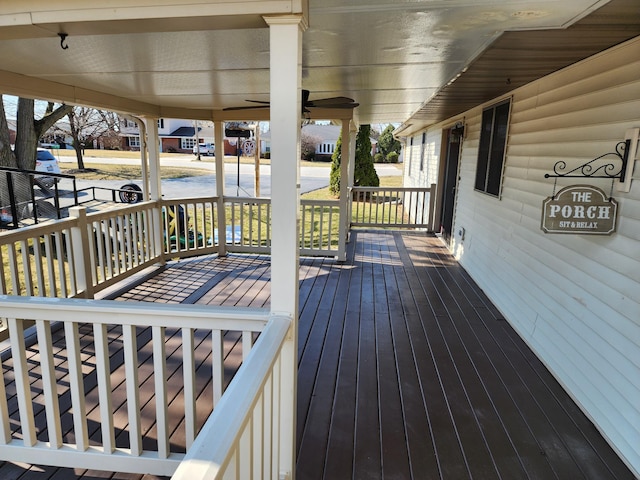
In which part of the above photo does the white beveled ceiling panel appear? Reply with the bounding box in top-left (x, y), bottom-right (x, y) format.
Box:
top-left (0, 0), bottom-right (625, 125)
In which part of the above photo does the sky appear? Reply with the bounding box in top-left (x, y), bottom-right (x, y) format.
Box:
top-left (2, 94), bottom-right (50, 119)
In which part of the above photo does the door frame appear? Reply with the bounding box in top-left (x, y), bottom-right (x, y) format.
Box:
top-left (436, 120), bottom-right (465, 245)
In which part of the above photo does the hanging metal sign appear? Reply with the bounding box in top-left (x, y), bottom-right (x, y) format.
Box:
top-left (541, 185), bottom-right (617, 235)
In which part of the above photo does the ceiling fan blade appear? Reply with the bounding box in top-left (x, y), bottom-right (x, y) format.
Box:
top-left (224, 89), bottom-right (358, 111)
top-left (307, 96), bottom-right (356, 106)
top-left (223, 104), bottom-right (270, 111)
top-left (309, 102), bottom-right (360, 109)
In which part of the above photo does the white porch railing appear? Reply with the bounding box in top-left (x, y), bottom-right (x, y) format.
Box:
top-left (160, 197), bottom-right (219, 258)
top-left (226, 197), bottom-right (272, 254)
top-left (171, 315), bottom-right (291, 480)
top-left (0, 295), bottom-right (278, 477)
top-left (0, 187), bottom-right (433, 304)
top-left (160, 196), bottom-right (340, 259)
top-left (350, 185), bottom-right (436, 230)
top-left (300, 199), bottom-right (340, 256)
top-left (0, 201), bottom-right (160, 299)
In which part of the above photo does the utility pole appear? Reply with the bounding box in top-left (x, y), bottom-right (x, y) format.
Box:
top-left (194, 120), bottom-right (201, 161)
top-left (254, 122), bottom-right (261, 197)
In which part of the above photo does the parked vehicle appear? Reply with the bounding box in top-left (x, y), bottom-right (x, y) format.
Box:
top-left (35, 148), bottom-right (61, 188)
top-left (193, 143), bottom-right (215, 156)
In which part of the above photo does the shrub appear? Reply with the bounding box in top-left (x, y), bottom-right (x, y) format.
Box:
top-left (329, 132), bottom-right (343, 196)
top-left (354, 125), bottom-right (379, 188)
top-left (386, 151), bottom-right (399, 163)
top-left (374, 152), bottom-right (385, 163)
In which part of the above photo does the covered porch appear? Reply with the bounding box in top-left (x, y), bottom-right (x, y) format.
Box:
top-left (0, 1), bottom-right (637, 478)
top-left (0, 231), bottom-right (632, 479)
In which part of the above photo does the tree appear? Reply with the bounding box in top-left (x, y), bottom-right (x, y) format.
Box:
top-left (377, 124), bottom-right (401, 162)
top-left (0, 96), bottom-right (72, 171)
top-left (0, 96), bottom-right (72, 208)
top-left (301, 130), bottom-right (321, 161)
top-left (64, 107), bottom-right (119, 170)
top-left (329, 131), bottom-right (343, 196)
top-left (354, 125), bottom-right (379, 188)
top-left (329, 124), bottom-right (379, 197)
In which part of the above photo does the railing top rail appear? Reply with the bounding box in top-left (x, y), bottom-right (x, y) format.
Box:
top-left (0, 165), bottom-right (77, 181)
top-left (351, 186), bottom-right (431, 192)
top-left (0, 295), bottom-right (270, 331)
top-left (0, 215), bottom-right (77, 241)
top-left (223, 196), bottom-right (271, 204)
top-left (85, 200), bottom-right (157, 221)
top-left (301, 199), bottom-right (340, 206)
top-left (160, 196), bottom-right (218, 204)
top-left (171, 314), bottom-right (291, 480)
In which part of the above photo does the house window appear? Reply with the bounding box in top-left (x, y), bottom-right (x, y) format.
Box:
top-left (129, 136), bottom-right (140, 148)
top-left (419, 132), bottom-right (426, 171)
top-left (474, 99), bottom-right (511, 197)
top-left (157, 119), bottom-right (165, 129)
top-left (407, 137), bottom-right (413, 173)
top-left (182, 138), bottom-right (197, 149)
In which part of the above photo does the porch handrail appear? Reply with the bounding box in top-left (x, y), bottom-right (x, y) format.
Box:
top-left (350, 185), bottom-right (436, 230)
top-left (0, 295), bottom-right (270, 476)
top-left (0, 193), bottom-right (346, 303)
top-left (0, 201), bottom-right (161, 299)
top-left (161, 196), bottom-right (341, 259)
top-left (171, 314), bottom-right (291, 480)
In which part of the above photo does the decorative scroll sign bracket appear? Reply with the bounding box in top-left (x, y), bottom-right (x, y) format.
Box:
top-left (544, 128), bottom-right (638, 195)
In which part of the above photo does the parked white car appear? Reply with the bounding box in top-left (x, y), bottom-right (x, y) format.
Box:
top-left (193, 143), bottom-right (215, 156)
top-left (35, 148), bottom-right (61, 187)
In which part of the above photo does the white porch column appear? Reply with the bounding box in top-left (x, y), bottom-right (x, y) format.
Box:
top-left (143, 118), bottom-right (162, 200)
top-left (264, 14), bottom-right (305, 479)
top-left (337, 119), bottom-right (351, 261)
top-left (214, 120), bottom-right (227, 256)
top-left (347, 124), bottom-right (357, 241)
top-left (143, 117), bottom-right (165, 264)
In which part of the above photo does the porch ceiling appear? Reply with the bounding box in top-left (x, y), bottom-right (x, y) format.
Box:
top-left (0, 0), bottom-right (637, 126)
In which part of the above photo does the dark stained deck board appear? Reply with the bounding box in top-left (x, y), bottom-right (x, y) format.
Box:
top-left (295, 231), bottom-right (634, 480)
top-left (416, 233), bottom-right (634, 479)
top-left (0, 235), bottom-right (635, 479)
top-left (396, 233), bottom-right (543, 478)
top-left (295, 248), bottom-right (353, 478)
top-left (411, 234), bottom-right (576, 478)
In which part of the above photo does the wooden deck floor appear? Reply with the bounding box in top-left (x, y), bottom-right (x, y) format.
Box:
top-left (0, 231), bottom-right (634, 479)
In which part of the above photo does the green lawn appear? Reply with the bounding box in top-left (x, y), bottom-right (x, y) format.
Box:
top-left (62, 163), bottom-right (213, 181)
top-left (302, 174), bottom-right (404, 200)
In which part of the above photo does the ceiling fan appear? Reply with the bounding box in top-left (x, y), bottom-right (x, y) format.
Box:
top-left (224, 89), bottom-right (359, 114)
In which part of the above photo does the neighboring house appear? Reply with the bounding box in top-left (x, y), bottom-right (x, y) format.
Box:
top-left (120, 117), bottom-right (249, 154)
top-left (302, 124), bottom-right (341, 160)
top-left (263, 123), bottom-right (378, 160)
top-left (120, 117), bottom-right (215, 153)
top-left (398, 35), bottom-right (640, 474)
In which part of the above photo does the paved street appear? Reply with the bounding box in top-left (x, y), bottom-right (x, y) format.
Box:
top-left (59, 154), bottom-right (402, 199)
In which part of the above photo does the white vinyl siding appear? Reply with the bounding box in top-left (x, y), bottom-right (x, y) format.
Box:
top-left (404, 130), bottom-right (440, 188)
top-left (427, 37), bottom-right (640, 474)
